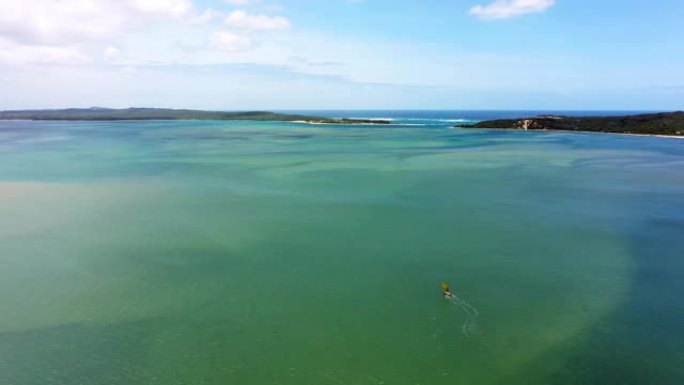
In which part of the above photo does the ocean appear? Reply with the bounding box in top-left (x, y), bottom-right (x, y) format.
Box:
top-left (1, 111), bottom-right (683, 384)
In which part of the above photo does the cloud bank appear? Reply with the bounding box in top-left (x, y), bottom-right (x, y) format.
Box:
top-left (470, 0), bottom-right (555, 20)
top-left (0, 0), bottom-right (293, 65)
top-left (224, 10), bottom-right (291, 31)
top-left (0, 0), bottom-right (195, 46)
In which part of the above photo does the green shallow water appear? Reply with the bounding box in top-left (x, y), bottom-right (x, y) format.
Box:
top-left (1, 120), bottom-right (683, 384)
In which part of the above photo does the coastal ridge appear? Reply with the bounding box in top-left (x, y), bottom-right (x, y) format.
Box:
top-left (0, 108), bottom-right (391, 125)
top-left (455, 111), bottom-right (684, 137)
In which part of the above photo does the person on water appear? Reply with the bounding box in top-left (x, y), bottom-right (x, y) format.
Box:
top-left (441, 282), bottom-right (454, 299)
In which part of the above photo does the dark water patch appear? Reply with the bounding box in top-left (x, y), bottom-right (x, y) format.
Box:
top-left (0, 319), bottom-right (159, 385)
top-left (553, 132), bottom-right (684, 157)
top-left (540, 202), bottom-right (684, 384)
top-left (273, 134), bottom-right (316, 140)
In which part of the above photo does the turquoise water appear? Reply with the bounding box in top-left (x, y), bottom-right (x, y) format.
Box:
top-left (1, 116), bottom-right (683, 384)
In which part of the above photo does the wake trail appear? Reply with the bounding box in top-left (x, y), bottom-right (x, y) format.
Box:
top-left (449, 295), bottom-right (480, 336)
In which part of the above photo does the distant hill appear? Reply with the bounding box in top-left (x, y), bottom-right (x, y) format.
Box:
top-left (0, 108), bottom-right (390, 125)
top-left (456, 111), bottom-right (684, 137)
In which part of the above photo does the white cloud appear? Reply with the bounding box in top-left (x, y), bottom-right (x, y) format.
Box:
top-left (0, 1), bottom-right (293, 66)
top-left (127, 0), bottom-right (193, 18)
top-left (470, 0), bottom-right (555, 20)
top-left (224, 0), bottom-right (253, 5)
top-left (0, 0), bottom-right (197, 46)
top-left (0, 0), bottom-right (226, 66)
top-left (104, 46), bottom-right (122, 61)
top-left (187, 9), bottom-right (223, 25)
top-left (210, 31), bottom-right (254, 52)
top-left (0, 39), bottom-right (89, 66)
top-left (224, 11), bottom-right (291, 31)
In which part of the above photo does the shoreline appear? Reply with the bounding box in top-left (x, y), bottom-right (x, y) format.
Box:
top-left (0, 108), bottom-right (390, 125)
top-left (454, 126), bottom-right (684, 139)
top-left (0, 118), bottom-right (391, 125)
top-left (455, 111), bottom-right (684, 139)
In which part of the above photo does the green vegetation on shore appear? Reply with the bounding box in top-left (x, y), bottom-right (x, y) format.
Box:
top-left (456, 111), bottom-right (684, 136)
top-left (0, 107), bottom-right (390, 125)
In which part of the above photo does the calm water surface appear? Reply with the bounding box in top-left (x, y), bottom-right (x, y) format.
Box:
top-left (1, 114), bottom-right (683, 384)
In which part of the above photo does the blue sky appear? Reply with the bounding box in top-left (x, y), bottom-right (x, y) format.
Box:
top-left (0, 0), bottom-right (683, 110)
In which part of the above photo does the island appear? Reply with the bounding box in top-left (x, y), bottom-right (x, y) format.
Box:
top-left (455, 111), bottom-right (684, 137)
top-left (0, 107), bottom-right (391, 125)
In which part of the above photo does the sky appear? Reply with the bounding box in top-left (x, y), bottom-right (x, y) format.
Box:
top-left (1, 0), bottom-right (683, 110)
